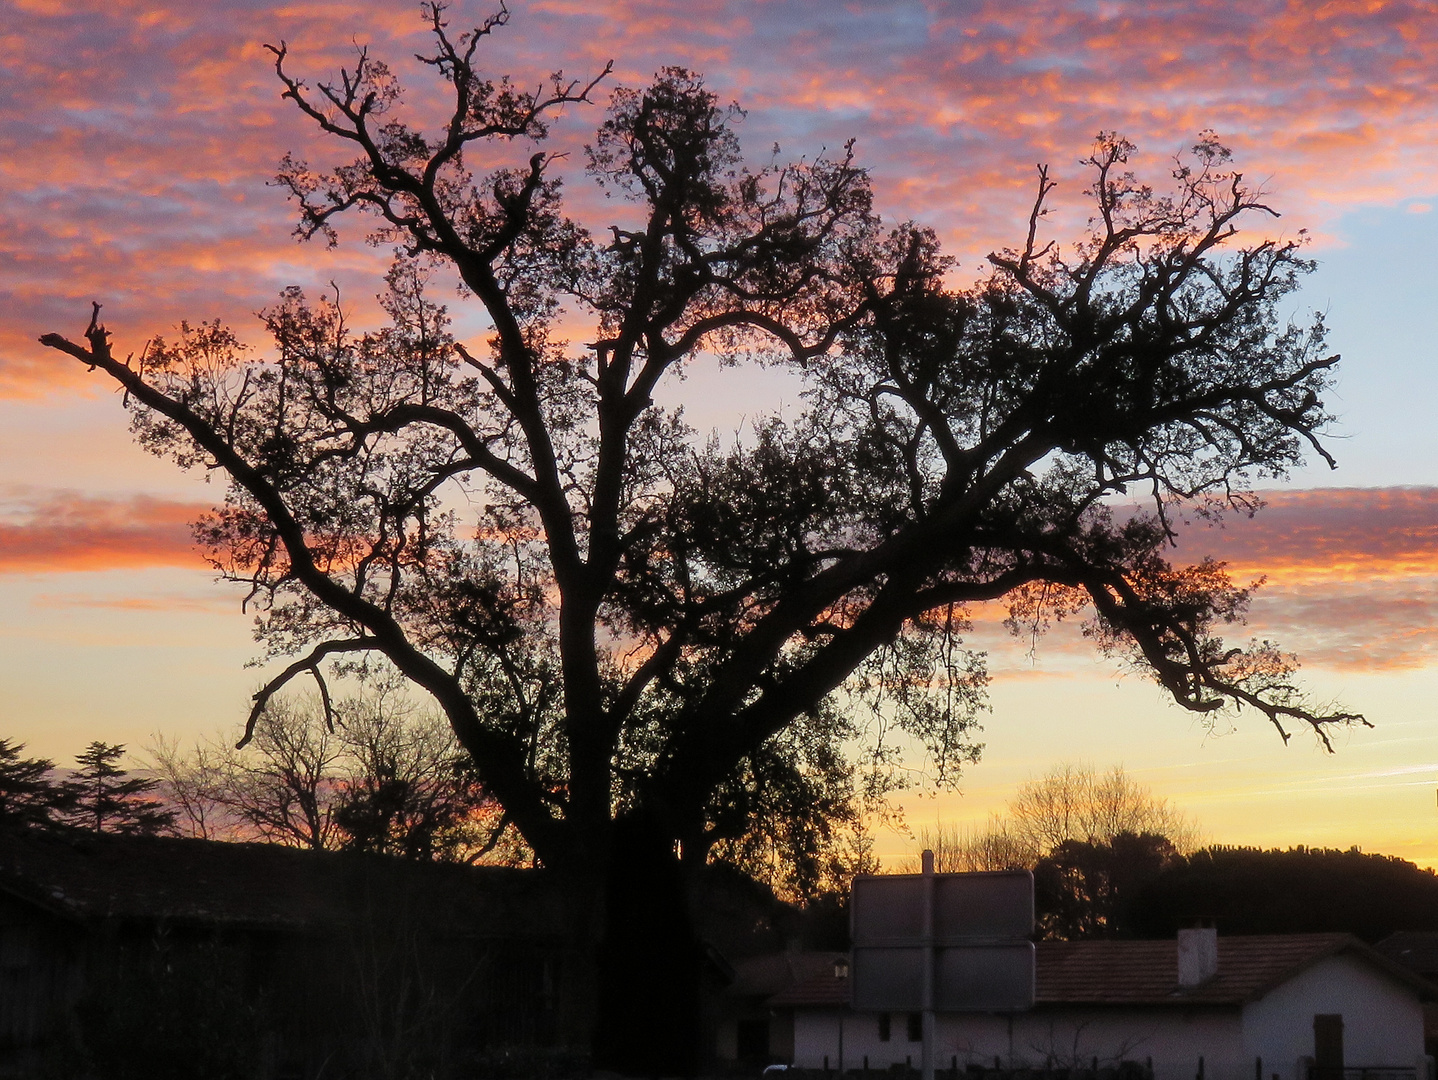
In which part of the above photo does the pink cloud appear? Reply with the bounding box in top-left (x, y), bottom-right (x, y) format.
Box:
top-left (0, 489), bottom-right (208, 573)
top-left (0, 481), bottom-right (1433, 671)
top-left (9, 2), bottom-right (1438, 391)
top-left (1171, 487), bottom-right (1438, 583)
top-left (970, 488), bottom-right (1438, 673)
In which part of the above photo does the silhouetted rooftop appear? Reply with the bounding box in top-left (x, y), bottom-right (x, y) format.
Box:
top-left (769, 933), bottom-right (1434, 1008)
top-left (729, 951), bottom-right (847, 999)
top-left (1377, 931), bottom-right (1438, 978)
top-left (0, 828), bottom-right (563, 938)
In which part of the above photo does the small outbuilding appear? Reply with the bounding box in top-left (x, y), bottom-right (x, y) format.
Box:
top-left (771, 930), bottom-right (1435, 1080)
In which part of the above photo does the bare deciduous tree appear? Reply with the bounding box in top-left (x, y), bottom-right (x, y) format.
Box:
top-left (914, 763), bottom-right (1200, 873)
top-left (152, 691), bottom-right (515, 861)
top-left (911, 816), bottom-right (1035, 874)
top-left (1010, 763), bottom-right (1200, 856)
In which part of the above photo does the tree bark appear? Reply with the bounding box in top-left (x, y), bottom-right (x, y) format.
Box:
top-left (592, 811), bottom-right (704, 1077)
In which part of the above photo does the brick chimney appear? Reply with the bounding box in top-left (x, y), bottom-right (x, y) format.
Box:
top-left (1177, 926), bottom-right (1218, 988)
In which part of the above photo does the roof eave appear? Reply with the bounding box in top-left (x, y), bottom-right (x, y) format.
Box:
top-left (1243, 936), bottom-right (1438, 1004)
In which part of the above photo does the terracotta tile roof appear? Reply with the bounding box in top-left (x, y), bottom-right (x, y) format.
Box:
top-left (0, 829), bottom-right (565, 938)
top-left (769, 934), bottom-right (1435, 1009)
top-left (1036, 934), bottom-right (1355, 1005)
top-left (770, 965), bottom-right (852, 1007)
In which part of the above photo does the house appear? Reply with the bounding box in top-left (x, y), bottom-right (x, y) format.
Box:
top-left (770, 929), bottom-right (1435, 1080)
top-left (1376, 931), bottom-right (1438, 1057)
top-left (0, 828), bottom-right (572, 1079)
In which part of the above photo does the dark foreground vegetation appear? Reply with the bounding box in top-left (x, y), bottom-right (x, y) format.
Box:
top-left (767, 1064), bottom-right (1155, 1080)
top-left (1, 760), bottom-right (1434, 1079)
top-left (0, 825), bottom-right (824, 1080)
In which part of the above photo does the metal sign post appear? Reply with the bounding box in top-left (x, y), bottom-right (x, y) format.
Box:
top-left (851, 854), bottom-right (1036, 1080)
top-left (921, 849), bottom-right (935, 1080)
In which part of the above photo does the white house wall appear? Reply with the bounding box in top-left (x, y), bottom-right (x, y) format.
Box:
top-left (1008, 1007), bottom-right (1244, 1080)
top-left (792, 1006), bottom-right (1245, 1080)
top-left (1241, 954), bottom-right (1426, 1080)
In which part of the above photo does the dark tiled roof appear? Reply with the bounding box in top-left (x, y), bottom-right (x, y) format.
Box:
top-left (1377, 932), bottom-right (1438, 979)
top-left (0, 829), bottom-right (564, 938)
top-left (731, 952), bottom-right (847, 999)
top-left (770, 934), bottom-right (1435, 1009)
top-left (1038, 934), bottom-right (1358, 1004)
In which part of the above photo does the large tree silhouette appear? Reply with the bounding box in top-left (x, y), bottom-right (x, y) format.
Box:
top-left (41, 6), bottom-right (1360, 1071)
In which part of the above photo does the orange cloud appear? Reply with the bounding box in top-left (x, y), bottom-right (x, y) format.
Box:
top-left (31, 591), bottom-right (230, 612)
top-left (1246, 579), bottom-right (1438, 672)
top-left (1171, 487), bottom-right (1438, 584)
top-left (0, 489), bottom-right (208, 573)
top-left (1164, 488), bottom-right (1438, 670)
top-left (959, 488), bottom-right (1438, 674)
top-left (2, 480), bottom-right (1433, 671)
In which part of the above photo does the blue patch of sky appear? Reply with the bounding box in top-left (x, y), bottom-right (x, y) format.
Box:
top-left (1284, 201), bottom-right (1438, 489)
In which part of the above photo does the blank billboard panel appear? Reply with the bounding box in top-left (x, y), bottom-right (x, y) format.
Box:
top-left (850, 870), bottom-right (1035, 1012)
top-left (851, 870), bottom-right (1033, 945)
top-left (933, 942), bottom-right (1035, 1011)
top-left (932, 873), bottom-right (1033, 940)
top-left (851, 944), bottom-right (1034, 1012)
top-left (851, 946), bottom-right (927, 1011)
top-left (851, 876), bottom-right (926, 943)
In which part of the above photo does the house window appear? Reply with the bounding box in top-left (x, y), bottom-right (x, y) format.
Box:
top-left (907, 1013), bottom-right (923, 1042)
top-left (878, 1013), bottom-right (891, 1042)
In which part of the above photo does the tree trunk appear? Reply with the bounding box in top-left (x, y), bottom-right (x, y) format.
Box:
top-left (552, 871), bottom-right (604, 1061)
top-left (592, 811), bottom-right (704, 1077)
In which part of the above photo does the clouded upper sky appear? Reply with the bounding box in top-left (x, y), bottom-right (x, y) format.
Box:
top-left (4, 0), bottom-right (1438, 863)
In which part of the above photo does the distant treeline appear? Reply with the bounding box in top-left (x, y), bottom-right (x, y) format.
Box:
top-left (1034, 834), bottom-right (1438, 943)
top-left (1128, 843), bottom-right (1438, 942)
top-left (910, 766), bottom-right (1438, 945)
top-left (10, 733), bottom-right (1435, 946)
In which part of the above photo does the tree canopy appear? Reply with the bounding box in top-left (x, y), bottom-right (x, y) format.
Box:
top-left (1025, 840), bottom-right (1438, 943)
top-left (38, 5), bottom-right (1360, 1069)
top-left (1129, 845), bottom-right (1438, 943)
top-left (0, 738), bottom-right (67, 831)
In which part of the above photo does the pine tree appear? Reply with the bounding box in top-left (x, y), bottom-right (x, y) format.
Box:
top-left (61, 742), bottom-right (176, 835)
top-left (0, 738), bottom-right (64, 830)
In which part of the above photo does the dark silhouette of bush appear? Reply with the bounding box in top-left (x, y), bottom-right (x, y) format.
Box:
top-left (1034, 832), bottom-right (1180, 939)
top-left (74, 936), bottom-right (269, 1080)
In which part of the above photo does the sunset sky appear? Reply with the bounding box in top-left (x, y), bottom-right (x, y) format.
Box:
top-left (4, 0), bottom-right (1438, 865)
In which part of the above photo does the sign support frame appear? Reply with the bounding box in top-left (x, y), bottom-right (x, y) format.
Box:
top-left (921, 848), bottom-right (935, 1080)
top-left (850, 853), bottom-right (1035, 1077)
